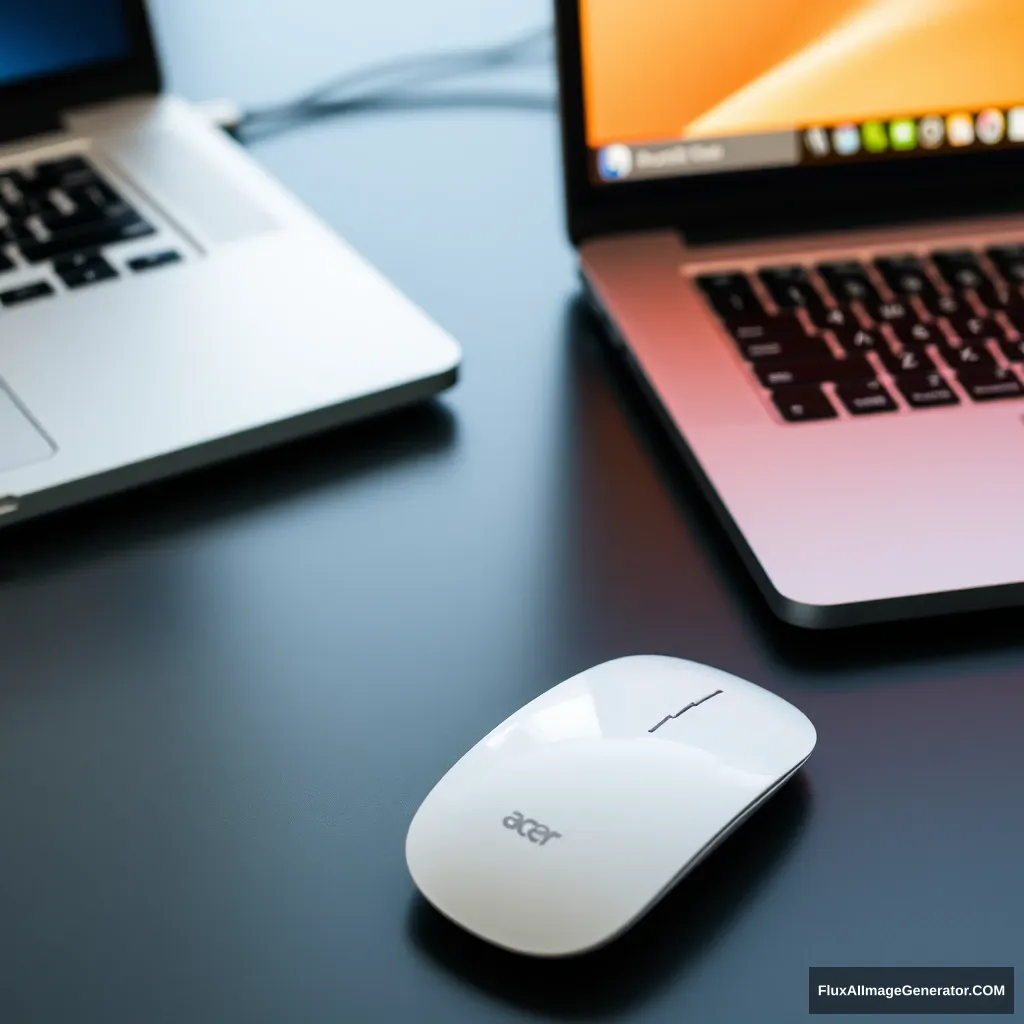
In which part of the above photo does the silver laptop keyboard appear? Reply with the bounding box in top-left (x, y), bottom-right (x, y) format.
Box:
top-left (0, 156), bottom-right (181, 305)
top-left (697, 249), bottom-right (1024, 421)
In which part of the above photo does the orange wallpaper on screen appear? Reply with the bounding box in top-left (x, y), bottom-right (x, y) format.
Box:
top-left (581, 0), bottom-right (1024, 148)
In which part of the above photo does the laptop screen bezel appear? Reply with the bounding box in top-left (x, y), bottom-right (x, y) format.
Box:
top-left (557, 0), bottom-right (1024, 245)
top-left (0, 0), bottom-right (161, 145)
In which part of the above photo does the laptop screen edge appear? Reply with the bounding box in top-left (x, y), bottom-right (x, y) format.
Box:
top-left (556, 0), bottom-right (1024, 246)
top-left (0, 0), bottom-right (161, 146)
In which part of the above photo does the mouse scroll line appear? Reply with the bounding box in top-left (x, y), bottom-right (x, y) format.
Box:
top-left (647, 689), bottom-right (724, 734)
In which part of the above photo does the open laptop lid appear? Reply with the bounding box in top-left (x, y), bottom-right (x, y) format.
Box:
top-left (557, 0), bottom-right (1024, 245)
top-left (0, 0), bottom-right (160, 146)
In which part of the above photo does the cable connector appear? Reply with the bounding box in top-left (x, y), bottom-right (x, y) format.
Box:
top-left (195, 98), bottom-right (244, 134)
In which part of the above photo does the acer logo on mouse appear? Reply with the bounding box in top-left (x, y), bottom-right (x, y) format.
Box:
top-left (503, 811), bottom-right (562, 845)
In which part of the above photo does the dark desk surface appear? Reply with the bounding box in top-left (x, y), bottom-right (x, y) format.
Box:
top-left (2, 5), bottom-right (1022, 1022)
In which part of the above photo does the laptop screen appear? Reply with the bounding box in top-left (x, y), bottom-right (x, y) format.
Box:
top-left (581, 0), bottom-right (1024, 185)
top-left (0, 0), bottom-right (132, 88)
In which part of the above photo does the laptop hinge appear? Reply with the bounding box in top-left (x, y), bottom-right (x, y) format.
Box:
top-left (678, 200), bottom-right (1024, 249)
top-left (0, 109), bottom-right (63, 148)
top-left (571, 174), bottom-right (1024, 251)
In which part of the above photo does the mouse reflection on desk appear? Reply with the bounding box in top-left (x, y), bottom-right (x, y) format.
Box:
top-left (406, 656), bottom-right (816, 958)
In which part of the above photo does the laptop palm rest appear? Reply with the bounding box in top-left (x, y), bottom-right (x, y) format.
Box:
top-left (0, 381), bottom-right (55, 474)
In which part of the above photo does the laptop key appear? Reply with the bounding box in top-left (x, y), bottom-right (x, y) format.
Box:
top-left (2, 218), bottom-right (35, 246)
top-left (938, 341), bottom-right (997, 370)
top-left (986, 245), bottom-right (1024, 286)
top-left (35, 203), bottom-right (113, 230)
top-left (946, 313), bottom-right (1005, 342)
top-left (894, 371), bottom-right (960, 408)
top-left (0, 172), bottom-right (28, 216)
top-left (26, 158), bottom-right (118, 202)
top-left (835, 378), bottom-right (898, 416)
top-left (833, 325), bottom-right (884, 353)
top-left (998, 338), bottom-right (1024, 362)
top-left (931, 249), bottom-right (985, 285)
top-left (1000, 304), bottom-right (1024, 335)
top-left (874, 255), bottom-right (940, 303)
top-left (877, 346), bottom-right (937, 376)
top-left (771, 384), bottom-right (837, 422)
top-left (809, 304), bottom-right (857, 332)
top-left (920, 291), bottom-right (968, 320)
top-left (128, 250), bottom-right (183, 273)
top-left (931, 249), bottom-right (1003, 307)
top-left (759, 266), bottom-right (825, 311)
top-left (30, 156), bottom-right (92, 185)
top-left (0, 252), bottom-right (13, 274)
top-left (754, 356), bottom-right (873, 388)
top-left (891, 320), bottom-right (942, 349)
top-left (66, 179), bottom-right (123, 211)
top-left (696, 273), bottom-right (767, 320)
top-left (958, 365), bottom-right (1024, 402)
top-left (18, 216), bottom-right (155, 263)
top-left (0, 281), bottom-right (55, 307)
top-left (864, 298), bottom-right (913, 324)
top-left (738, 335), bottom-right (832, 363)
top-left (55, 253), bottom-right (118, 289)
top-left (817, 261), bottom-right (881, 305)
top-left (725, 312), bottom-right (807, 344)
top-left (55, 251), bottom-right (95, 270)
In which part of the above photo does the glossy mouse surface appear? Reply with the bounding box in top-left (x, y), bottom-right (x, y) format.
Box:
top-left (405, 656), bottom-right (816, 957)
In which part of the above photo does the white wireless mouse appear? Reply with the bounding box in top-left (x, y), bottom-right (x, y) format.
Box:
top-left (406, 655), bottom-right (816, 957)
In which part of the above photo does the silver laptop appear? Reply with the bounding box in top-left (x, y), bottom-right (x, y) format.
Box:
top-left (557, 0), bottom-right (1024, 628)
top-left (0, 0), bottom-right (461, 529)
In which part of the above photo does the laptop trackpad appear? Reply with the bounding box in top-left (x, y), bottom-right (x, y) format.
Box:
top-left (0, 382), bottom-right (55, 473)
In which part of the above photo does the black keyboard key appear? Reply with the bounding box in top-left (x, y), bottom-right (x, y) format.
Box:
top-left (67, 180), bottom-right (123, 212)
top-left (877, 346), bottom-right (937, 376)
top-left (738, 335), bottom-right (832, 363)
top-left (54, 250), bottom-right (97, 271)
top-left (930, 249), bottom-right (987, 290)
top-left (771, 385), bottom-right (837, 422)
top-left (986, 245), bottom-right (1024, 286)
top-left (931, 249), bottom-right (1003, 307)
top-left (971, 288), bottom-right (1008, 313)
top-left (128, 250), bottom-right (182, 273)
top-left (759, 266), bottom-right (825, 311)
top-left (0, 281), bottom-right (55, 307)
top-left (1000, 305), bottom-right (1024, 335)
top-left (874, 255), bottom-right (940, 302)
top-left (33, 206), bottom-right (110, 235)
top-left (25, 194), bottom-right (61, 219)
top-left (18, 216), bottom-right (155, 263)
top-left (958, 365), bottom-right (1024, 402)
top-left (833, 325), bottom-right (884, 353)
top-left (0, 172), bottom-right (28, 215)
top-left (895, 372), bottom-right (960, 409)
top-left (920, 292), bottom-right (968, 319)
top-left (946, 313), bottom-right (1005, 342)
top-left (0, 251), bottom-right (12, 274)
top-left (2, 218), bottom-right (35, 246)
top-left (938, 340), bottom-right (997, 370)
top-left (30, 156), bottom-right (91, 185)
top-left (808, 304), bottom-right (858, 333)
top-left (55, 253), bottom-right (118, 289)
top-left (817, 261), bottom-right (881, 304)
top-left (864, 298), bottom-right (913, 324)
top-left (696, 273), bottom-right (767, 321)
top-left (998, 338), bottom-right (1024, 362)
top-left (891, 320), bottom-right (942, 349)
top-left (29, 158), bottom-right (112, 199)
top-left (835, 378), bottom-right (898, 416)
top-left (725, 312), bottom-right (808, 345)
top-left (754, 356), bottom-right (873, 388)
